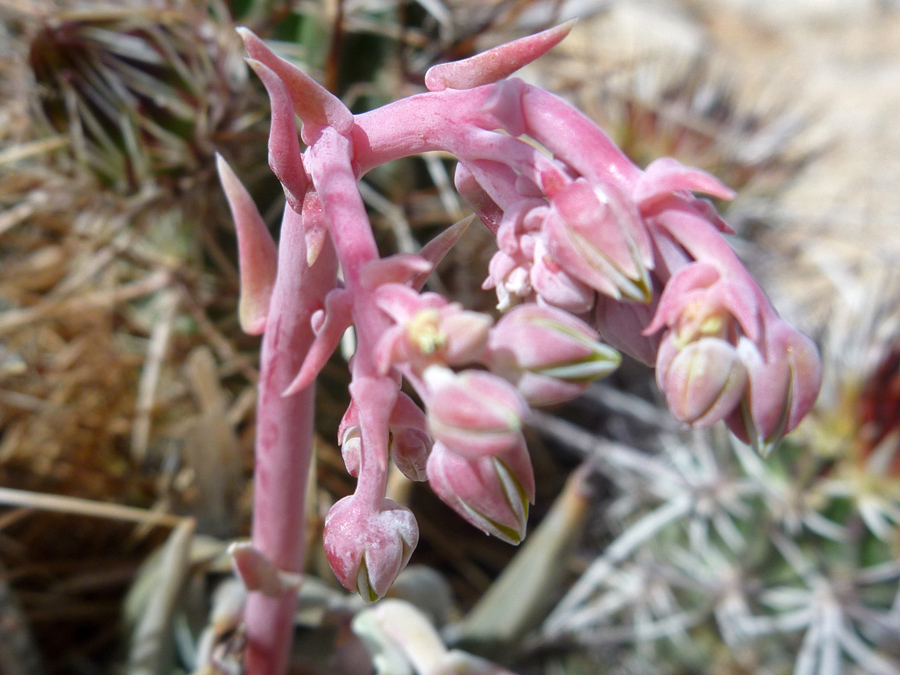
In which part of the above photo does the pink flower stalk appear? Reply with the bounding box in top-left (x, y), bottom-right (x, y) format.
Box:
top-left (216, 22), bottom-right (822, 675)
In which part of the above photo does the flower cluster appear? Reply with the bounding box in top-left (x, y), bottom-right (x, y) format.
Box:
top-left (218, 24), bottom-right (822, 603)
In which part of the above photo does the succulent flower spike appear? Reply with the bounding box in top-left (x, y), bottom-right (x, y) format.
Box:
top-left (237, 27), bottom-right (353, 140)
top-left (245, 59), bottom-right (308, 212)
top-left (424, 366), bottom-right (528, 459)
top-left (424, 21), bottom-right (575, 92)
top-left (225, 21), bottom-right (823, 675)
top-left (488, 304), bottom-right (622, 406)
top-left (323, 495), bottom-right (419, 602)
top-left (216, 154), bottom-right (277, 335)
top-left (426, 440), bottom-right (534, 545)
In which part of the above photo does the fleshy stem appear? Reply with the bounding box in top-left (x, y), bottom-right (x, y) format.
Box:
top-left (243, 205), bottom-right (337, 674)
top-left (307, 127), bottom-right (395, 507)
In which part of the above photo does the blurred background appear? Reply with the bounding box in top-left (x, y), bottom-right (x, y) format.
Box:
top-left (1, 0), bottom-right (899, 673)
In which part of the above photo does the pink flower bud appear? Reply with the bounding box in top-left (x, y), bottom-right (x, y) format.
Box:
top-left (338, 401), bottom-right (362, 477)
top-left (339, 395), bottom-right (434, 482)
top-left (726, 338), bottom-right (791, 454)
top-left (424, 366), bottom-right (528, 459)
top-left (488, 304), bottom-right (620, 406)
top-left (656, 335), bottom-right (748, 427)
top-left (388, 393), bottom-right (433, 482)
top-left (542, 179), bottom-right (653, 302)
top-left (323, 495), bottom-right (419, 602)
top-left (426, 440), bottom-right (534, 545)
top-left (726, 321), bottom-right (822, 455)
top-left (529, 238), bottom-right (596, 314)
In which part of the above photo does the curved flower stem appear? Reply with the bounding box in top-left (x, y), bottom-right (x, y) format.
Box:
top-left (244, 205), bottom-right (337, 675)
top-left (307, 127), bottom-right (396, 506)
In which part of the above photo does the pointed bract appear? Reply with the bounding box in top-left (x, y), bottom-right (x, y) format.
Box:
top-left (238, 27), bottom-right (353, 138)
top-left (283, 288), bottom-right (353, 395)
top-left (229, 542), bottom-right (302, 597)
top-left (216, 154), bottom-right (277, 335)
top-left (245, 59), bottom-right (308, 212)
top-left (361, 254), bottom-right (433, 291)
top-left (634, 157), bottom-right (735, 209)
top-left (413, 215), bottom-right (475, 290)
top-left (424, 21), bottom-right (575, 92)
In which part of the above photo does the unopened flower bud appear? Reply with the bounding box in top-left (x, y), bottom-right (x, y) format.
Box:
top-left (657, 335), bottom-right (747, 427)
top-left (338, 401), bottom-right (362, 477)
top-left (529, 238), bottom-right (596, 314)
top-left (542, 179), bottom-right (653, 302)
top-left (438, 310), bottom-right (494, 364)
top-left (323, 495), bottom-right (419, 602)
top-left (726, 322), bottom-right (822, 455)
top-left (389, 393), bottom-right (433, 482)
top-left (426, 441), bottom-right (534, 545)
top-left (424, 366), bottom-right (528, 459)
top-left (489, 304), bottom-right (620, 406)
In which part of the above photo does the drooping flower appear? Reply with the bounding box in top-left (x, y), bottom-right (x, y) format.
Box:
top-left (323, 495), bottom-right (419, 602)
top-left (423, 366), bottom-right (528, 460)
top-left (426, 440), bottom-right (535, 545)
top-left (488, 304), bottom-right (621, 406)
